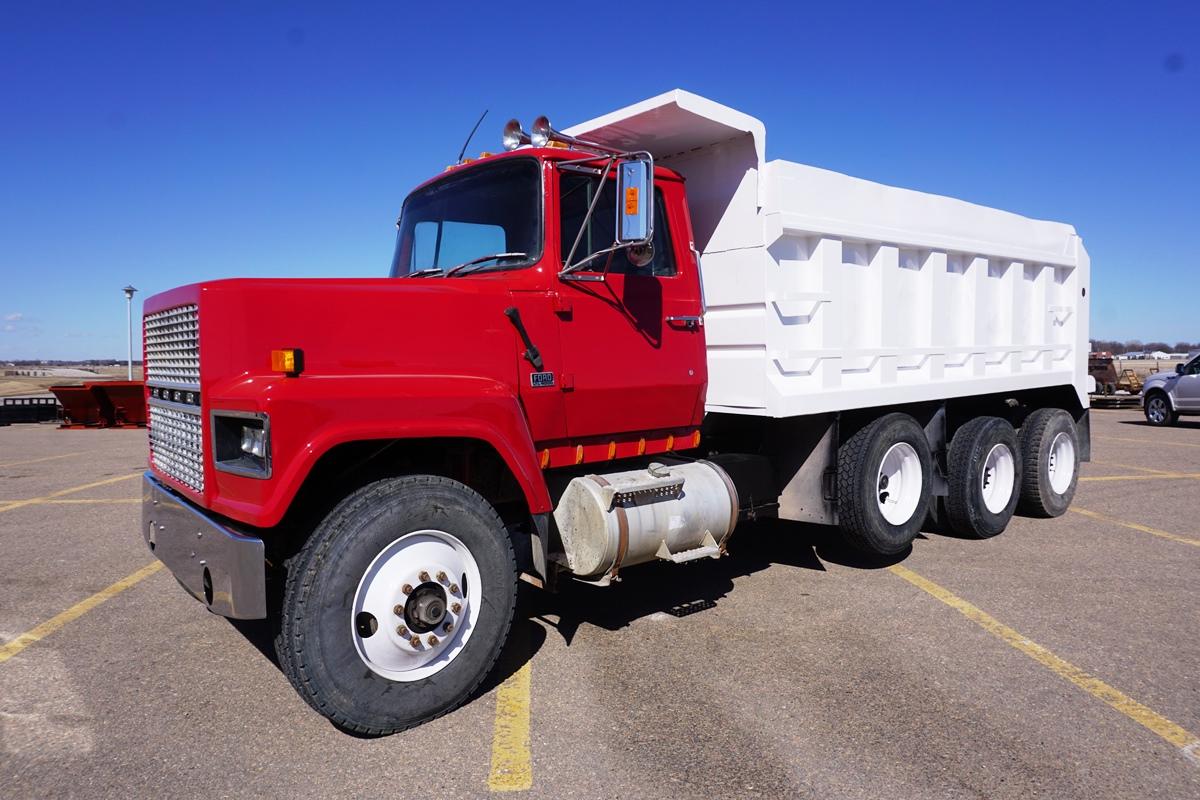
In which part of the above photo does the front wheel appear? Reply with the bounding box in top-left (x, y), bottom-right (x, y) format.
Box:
top-left (276, 475), bottom-right (517, 735)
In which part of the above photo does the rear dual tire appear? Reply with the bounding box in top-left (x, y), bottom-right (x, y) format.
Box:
top-left (945, 417), bottom-right (1020, 538)
top-left (837, 413), bottom-right (933, 555)
top-left (1017, 409), bottom-right (1080, 517)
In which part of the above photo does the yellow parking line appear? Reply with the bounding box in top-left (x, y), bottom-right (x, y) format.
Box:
top-left (1093, 461), bottom-right (1181, 476)
top-left (1094, 435), bottom-right (1200, 450)
top-left (488, 659), bottom-right (533, 791)
top-left (1071, 507), bottom-right (1200, 547)
top-left (1079, 474), bottom-right (1200, 483)
top-left (888, 564), bottom-right (1200, 764)
top-left (0, 472), bottom-right (141, 513)
top-left (0, 561), bottom-right (163, 664)
top-left (0, 452), bottom-right (83, 469)
top-left (1, 498), bottom-right (141, 505)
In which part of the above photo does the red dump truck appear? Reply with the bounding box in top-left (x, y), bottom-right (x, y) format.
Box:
top-left (141, 91), bottom-right (1091, 734)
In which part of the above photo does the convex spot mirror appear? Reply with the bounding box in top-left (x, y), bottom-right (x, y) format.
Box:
top-left (626, 242), bottom-right (654, 268)
top-left (616, 159), bottom-right (653, 244)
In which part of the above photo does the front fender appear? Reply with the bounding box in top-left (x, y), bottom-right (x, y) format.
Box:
top-left (205, 373), bottom-right (550, 528)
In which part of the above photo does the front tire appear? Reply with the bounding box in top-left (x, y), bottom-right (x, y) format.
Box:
top-left (1144, 392), bottom-right (1178, 427)
top-left (276, 475), bottom-right (517, 735)
top-left (837, 413), bottom-right (933, 555)
top-left (1016, 409), bottom-right (1080, 518)
top-left (945, 416), bottom-right (1021, 538)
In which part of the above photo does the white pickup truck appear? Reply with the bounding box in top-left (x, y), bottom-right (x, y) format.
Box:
top-left (1143, 351), bottom-right (1200, 425)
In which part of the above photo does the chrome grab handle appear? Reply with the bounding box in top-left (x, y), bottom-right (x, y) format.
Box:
top-left (666, 315), bottom-right (703, 329)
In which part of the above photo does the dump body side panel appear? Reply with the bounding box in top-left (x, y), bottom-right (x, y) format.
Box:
top-left (565, 89), bottom-right (1090, 419)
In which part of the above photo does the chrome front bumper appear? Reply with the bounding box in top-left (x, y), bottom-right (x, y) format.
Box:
top-left (141, 472), bottom-right (267, 619)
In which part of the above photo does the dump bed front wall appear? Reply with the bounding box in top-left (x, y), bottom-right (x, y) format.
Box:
top-left (702, 160), bottom-right (1089, 417)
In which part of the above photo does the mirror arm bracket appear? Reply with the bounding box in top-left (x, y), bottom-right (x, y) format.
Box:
top-left (561, 156), bottom-right (616, 274)
top-left (553, 147), bottom-right (656, 280)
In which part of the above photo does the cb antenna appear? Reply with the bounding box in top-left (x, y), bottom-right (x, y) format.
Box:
top-left (456, 109), bottom-right (489, 163)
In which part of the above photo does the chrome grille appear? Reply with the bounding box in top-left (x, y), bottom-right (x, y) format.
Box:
top-left (149, 404), bottom-right (204, 492)
top-left (144, 304), bottom-right (200, 387)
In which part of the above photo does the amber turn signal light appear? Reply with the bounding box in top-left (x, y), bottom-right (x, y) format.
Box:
top-left (270, 349), bottom-right (303, 375)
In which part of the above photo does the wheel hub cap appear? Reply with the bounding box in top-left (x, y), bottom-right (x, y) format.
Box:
top-left (1047, 432), bottom-right (1075, 495)
top-left (980, 443), bottom-right (1016, 514)
top-left (405, 582), bottom-right (448, 633)
top-left (351, 529), bottom-right (482, 682)
top-left (877, 442), bottom-right (922, 525)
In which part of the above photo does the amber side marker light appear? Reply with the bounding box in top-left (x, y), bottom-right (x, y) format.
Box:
top-left (271, 348), bottom-right (304, 376)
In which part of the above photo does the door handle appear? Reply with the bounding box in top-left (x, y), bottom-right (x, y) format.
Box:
top-left (666, 315), bottom-right (703, 330)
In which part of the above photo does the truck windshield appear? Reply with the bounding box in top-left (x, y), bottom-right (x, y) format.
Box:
top-left (390, 158), bottom-right (542, 277)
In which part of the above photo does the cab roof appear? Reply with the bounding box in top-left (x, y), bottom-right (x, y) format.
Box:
top-left (408, 147), bottom-right (684, 197)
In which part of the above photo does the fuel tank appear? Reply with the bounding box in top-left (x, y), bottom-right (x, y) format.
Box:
top-left (553, 460), bottom-right (738, 582)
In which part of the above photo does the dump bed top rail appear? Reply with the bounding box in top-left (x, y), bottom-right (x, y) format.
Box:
top-left (565, 89), bottom-right (1078, 266)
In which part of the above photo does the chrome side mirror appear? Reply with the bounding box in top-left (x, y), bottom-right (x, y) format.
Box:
top-left (616, 159), bottom-right (652, 244)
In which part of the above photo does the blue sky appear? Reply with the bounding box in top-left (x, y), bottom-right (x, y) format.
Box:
top-left (1, 1), bottom-right (1196, 359)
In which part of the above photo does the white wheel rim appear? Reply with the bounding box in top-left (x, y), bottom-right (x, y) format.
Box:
top-left (1147, 398), bottom-right (1166, 423)
top-left (980, 443), bottom-right (1016, 514)
top-left (351, 529), bottom-right (482, 682)
top-left (876, 442), bottom-right (922, 525)
top-left (1047, 432), bottom-right (1075, 495)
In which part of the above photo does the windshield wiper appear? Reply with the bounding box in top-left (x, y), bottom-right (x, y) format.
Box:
top-left (406, 267), bottom-right (445, 278)
top-left (444, 252), bottom-right (528, 277)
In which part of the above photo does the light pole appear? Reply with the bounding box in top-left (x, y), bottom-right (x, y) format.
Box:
top-left (123, 285), bottom-right (137, 380)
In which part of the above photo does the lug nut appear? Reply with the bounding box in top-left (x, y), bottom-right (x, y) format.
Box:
top-left (396, 625), bottom-right (408, 637)
top-left (419, 571), bottom-right (431, 582)
top-left (428, 635), bottom-right (439, 646)
top-left (449, 584), bottom-right (460, 596)
top-left (401, 583), bottom-right (413, 595)
top-left (436, 571), bottom-right (448, 583)
top-left (409, 636), bottom-right (421, 648)
top-left (393, 604), bottom-right (404, 617)
top-left (450, 602), bottom-right (462, 614)
top-left (443, 621), bottom-right (453, 633)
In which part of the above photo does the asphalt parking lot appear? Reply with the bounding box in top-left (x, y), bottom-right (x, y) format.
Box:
top-left (1, 409), bottom-right (1198, 799)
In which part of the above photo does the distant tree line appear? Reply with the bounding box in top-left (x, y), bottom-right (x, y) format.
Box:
top-left (1091, 340), bottom-right (1198, 355)
top-left (1, 359), bottom-right (143, 366)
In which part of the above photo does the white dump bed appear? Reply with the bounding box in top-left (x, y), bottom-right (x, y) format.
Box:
top-left (566, 90), bottom-right (1090, 417)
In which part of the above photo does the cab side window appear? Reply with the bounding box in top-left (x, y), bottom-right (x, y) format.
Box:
top-left (559, 174), bottom-right (676, 277)
top-left (1187, 358), bottom-right (1200, 375)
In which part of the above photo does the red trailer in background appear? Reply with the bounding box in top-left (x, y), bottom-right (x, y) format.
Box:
top-left (49, 380), bottom-right (146, 428)
top-left (48, 385), bottom-right (104, 428)
top-left (92, 381), bottom-right (147, 427)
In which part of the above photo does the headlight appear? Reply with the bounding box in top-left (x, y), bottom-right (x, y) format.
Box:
top-left (212, 411), bottom-right (271, 478)
top-left (240, 425), bottom-right (267, 458)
